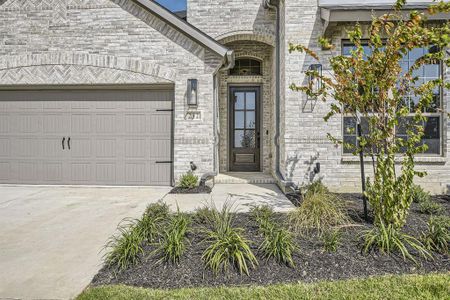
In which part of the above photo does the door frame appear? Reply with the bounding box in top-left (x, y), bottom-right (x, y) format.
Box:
top-left (228, 84), bottom-right (262, 172)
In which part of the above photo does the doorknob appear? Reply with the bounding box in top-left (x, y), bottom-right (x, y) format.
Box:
top-left (68, 137), bottom-right (71, 150)
top-left (62, 137), bottom-right (65, 150)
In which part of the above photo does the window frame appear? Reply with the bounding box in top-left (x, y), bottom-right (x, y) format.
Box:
top-left (340, 40), bottom-right (444, 156)
top-left (228, 57), bottom-right (263, 76)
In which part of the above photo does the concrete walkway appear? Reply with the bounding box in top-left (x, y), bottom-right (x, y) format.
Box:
top-left (0, 185), bottom-right (170, 300)
top-left (164, 183), bottom-right (293, 213)
top-left (0, 183), bottom-right (292, 299)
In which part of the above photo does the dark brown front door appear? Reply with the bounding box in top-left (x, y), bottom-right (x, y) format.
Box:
top-left (229, 86), bottom-right (261, 172)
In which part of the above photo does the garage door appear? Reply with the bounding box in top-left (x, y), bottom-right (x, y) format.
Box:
top-left (0, 89), bottom-right (173, 185)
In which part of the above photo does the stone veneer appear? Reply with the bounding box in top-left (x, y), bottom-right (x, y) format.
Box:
top-left (0, 0), bottom-right (224, 183)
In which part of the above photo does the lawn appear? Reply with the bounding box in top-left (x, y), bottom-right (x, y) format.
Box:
top-left (78, 274), bottom-right (450, 300)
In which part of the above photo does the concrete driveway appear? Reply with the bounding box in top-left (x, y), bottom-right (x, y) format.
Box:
top-left (0, 185), bottom-right (170, 300)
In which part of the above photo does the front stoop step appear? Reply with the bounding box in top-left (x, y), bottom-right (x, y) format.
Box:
top-left (214, 172), bottom-right (276, 184)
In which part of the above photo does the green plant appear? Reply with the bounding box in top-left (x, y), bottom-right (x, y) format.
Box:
top-left (259, 226), bottom-right (296, 267)
top-left (362, 221), bottom-right (431, 263)
top-left (421, 216), bottom-right (450, 254)
top-left (289, 191), bottom-right (350, 236)
top-left (155, 212), bottom-right (190, 264)
top-left (144, 201), bottom-right (170, 219)
top-left (104, 220), bottom-right (144, 270)
top-left (193, 205), bottom-right (215, 224)
top-left (410, 184), bottom-right (431, 204)
top-left (179, 171), bottom-right (198, 189)
top-left (201, 203), bottom-right (258, 275)
top-left (250, 205), bottom-right (275, 234)
top-left (322, 229), bottom-right (342, 252)
top-left (304, 180), bottom-right (329, 198)
top-left (418, 199), bottom-right (444, 215)
top-left (289, 0), bottom-right (450, 257)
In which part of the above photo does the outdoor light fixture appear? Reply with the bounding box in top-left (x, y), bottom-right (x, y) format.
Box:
top-left (187, 79), bottom-right (198, 106)
top-left (308, 64), bottom-right (322, 95)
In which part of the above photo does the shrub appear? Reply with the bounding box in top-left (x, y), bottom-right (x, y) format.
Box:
top-left (250, 205), bottom-right (275, 234)
top-left (104, 220), bottom-right (144, 270)
top-left (259, 226), bottom-right (296, 267)
top-left (411, 184), bottom-right (430, 204)
top-left (145, 201), bottom-right (170, 219)
top-left (418, 200), bottom-right (444, 215)
top-left (179, 171), bottom-right (198, 189)
top-left (322, 229), bottom-right (341, 252)
top-left (193, 205), bottom-right (215, 225)
top-left (289, 190), bottom-right (350, 236)
top-left (421, 216), bottom-right (450, 254)
top-left (155, 212), bottom-right (190, 264)
top-left (362, 222), bottom-right (430, 263)
top-left (201, 203), bottom-right (258, 275)
top-left (304, 180), bottom-right (329, 198)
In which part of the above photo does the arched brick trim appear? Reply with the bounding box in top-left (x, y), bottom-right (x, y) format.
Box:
top-left (216, 31), bottom-right (275, 47)
top-left (0, 52), bottom-right (177, 83)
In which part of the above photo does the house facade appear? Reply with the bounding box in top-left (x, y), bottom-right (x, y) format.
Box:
top-left (0, 0), bottom-right (448, 193)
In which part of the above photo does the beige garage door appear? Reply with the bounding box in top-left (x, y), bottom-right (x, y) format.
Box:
top-left (0, 89), bottom-right (173, 185)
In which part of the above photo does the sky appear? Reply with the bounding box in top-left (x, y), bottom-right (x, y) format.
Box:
top-left (155, 0), bottom-right (187, 12)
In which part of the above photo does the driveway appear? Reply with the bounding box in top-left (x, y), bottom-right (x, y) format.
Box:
top-left (0, 185), bottom-right (170, 300)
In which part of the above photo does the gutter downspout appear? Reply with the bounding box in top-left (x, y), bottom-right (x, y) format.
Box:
top-left (200, 50), bottom-right (235, 186)
top-left (263, 0), bottom-right (297, 193)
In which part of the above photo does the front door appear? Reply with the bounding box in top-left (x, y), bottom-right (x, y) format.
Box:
top-left (229, 86), bottom-right (261, 172)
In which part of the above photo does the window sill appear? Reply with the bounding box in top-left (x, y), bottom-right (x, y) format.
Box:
top-left (341, 155), bottom-right (447, 164)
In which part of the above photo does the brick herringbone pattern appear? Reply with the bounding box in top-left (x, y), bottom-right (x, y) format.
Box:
top-left (0, 65), bottom-right (171, 85)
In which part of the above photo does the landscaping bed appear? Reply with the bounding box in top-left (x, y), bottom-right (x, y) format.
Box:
top-left (91, 194), bottom-right (449, 290)
top-left (169, 186), bottom-right (212, 194)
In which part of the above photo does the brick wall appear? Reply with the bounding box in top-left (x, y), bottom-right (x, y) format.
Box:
top-left (0, 0), bottom-right (224, 183)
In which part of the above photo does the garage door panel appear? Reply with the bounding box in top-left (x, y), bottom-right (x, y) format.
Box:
top-left (43, 162), bottom-right (64, 182)
top-left (95, 163), bottom-right (116, 183)
top-left (71, 114), bottom-right (92, 133)
top-left (70, 163), bottom-right (92, 182)
top-left (0, 162), bottom-right (11, 181)
top-left (148, 114), bottom-right (171, 135)
top-left (70, 138), bottom-right (92, 159)
top-left (14, 114), bottom-right (41, 134)
top-left (18, 161), bottom-right (40, 182)
top-left (0, 138), bottom-right (11, 157)
top-left (0, 114), bottom-right (9, 133)
top-left (43, 113), bottom-right (70, 134)
top-left (124, 162), bottom-right (146, 184)
top-left (95, 114), bottom-right (118, 134)
top-left (94, 139), bottom-right (117, 159)
top-left (12, 138), bottom-right (41, 158)
top-left (0, 89), bottom-right (173, 185)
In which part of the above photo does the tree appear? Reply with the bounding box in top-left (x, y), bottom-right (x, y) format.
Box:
top-left (289, 0), bottom-right (450, 259)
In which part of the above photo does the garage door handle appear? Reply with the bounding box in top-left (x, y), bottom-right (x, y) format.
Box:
top-left (68, 137), bottom-right (71, 150)
top-left (156, 109), bottom-right (173, 112)
top-left (62, 137), bottom-right (65, 150)
top-left (156, 161), bottom-right (173, 164)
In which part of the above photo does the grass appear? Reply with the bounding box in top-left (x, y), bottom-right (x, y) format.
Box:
top-left (421, 216), bottom-right (450, 254)
top-left (259, 226), bottom-right (296, 267)
top-left (322, 229), bottom-right (342, 252)
top-left (419, 200), bottom-right (444, 215)
top-left (77, 274), bottom-right (450, 300)
top-left (362, 222), bottom-right (431, 263)
top-left (154, 211), bottom-right (190, 264)
top-left (201, 203), bottom-right (257, 275)
top-left (103, 220), bottom-right (144, 271)
top-left (289, 190), bottom-right (350, 237)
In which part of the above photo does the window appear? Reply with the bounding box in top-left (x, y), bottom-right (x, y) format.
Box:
top-left (229, 58), bottom-right (262, 76)
top-left (342, 42), bottom-right (442, 155)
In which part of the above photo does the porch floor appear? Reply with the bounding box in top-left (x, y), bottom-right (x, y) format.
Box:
top-left (214, 172), bottom-right (276, 184)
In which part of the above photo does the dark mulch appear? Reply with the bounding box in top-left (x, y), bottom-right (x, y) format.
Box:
top-left (169, 186), bottom-right (212, 194)
top-left (92, 194), bottom-right (450, 289)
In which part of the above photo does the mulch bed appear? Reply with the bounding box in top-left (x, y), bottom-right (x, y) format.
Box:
top-left (169, 186), bottom-right (212, 194)
top-left (92, 194), bottom-right (450, 289)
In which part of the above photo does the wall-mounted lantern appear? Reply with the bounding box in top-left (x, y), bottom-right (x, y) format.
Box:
top-left (308, 64), bottom-right (322, 95)
top-left (187, 79), bottom-right (198, 106)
